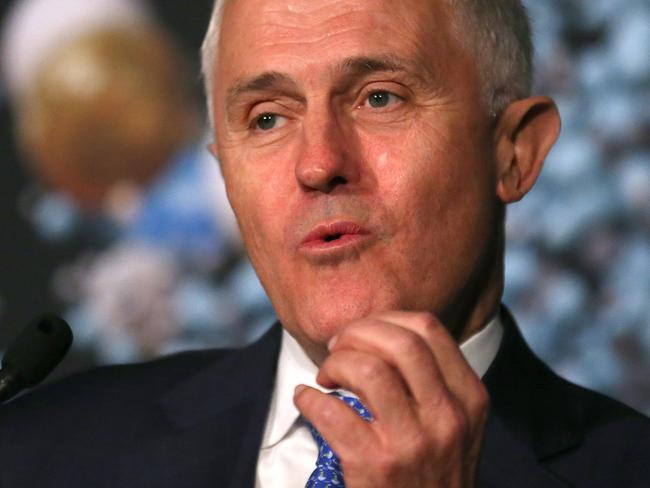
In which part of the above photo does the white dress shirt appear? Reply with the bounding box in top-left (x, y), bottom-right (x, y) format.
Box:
top-left (255, 316), bottom-right (504, 488)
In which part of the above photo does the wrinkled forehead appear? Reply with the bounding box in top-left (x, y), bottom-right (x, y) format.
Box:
top-left (215, 0), bottom-right (458, 85)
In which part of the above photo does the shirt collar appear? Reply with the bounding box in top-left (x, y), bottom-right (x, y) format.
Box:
top-left (260, 315), bottom-right (504, 449)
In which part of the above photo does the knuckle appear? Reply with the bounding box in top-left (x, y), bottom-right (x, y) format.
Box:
top-left (414, 312), bottom-right (441, 337)
top-left (416, 311), bottom-right (438, 329)
top-left (395, 331), bottom-right (425, 356)
top-left (319, 403), bottom-right (338, 424)
top-left (357, 357), bottom-right (386, 381)
top-left (438, 407), bottom-right (468, 448)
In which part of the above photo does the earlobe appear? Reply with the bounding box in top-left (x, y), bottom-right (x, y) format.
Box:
top-left (495, 96), bottom-right (561, 203)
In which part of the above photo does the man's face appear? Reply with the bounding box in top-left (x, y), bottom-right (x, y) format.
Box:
top-left (212, 0), bottom-right (502, 351)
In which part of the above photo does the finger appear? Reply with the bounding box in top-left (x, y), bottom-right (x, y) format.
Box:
top-left (316, 349), bottom-right (417, 435)
top-left (333, 312), bottom-right (487, 418)
top-left (372, 311), bottom-right (480, 390)
top-left (328, 318), bottom-right (449, 407)
top-left (373, 311), bottom-right (490, 422)
top-left (294, 385), bottom-right (377, 463)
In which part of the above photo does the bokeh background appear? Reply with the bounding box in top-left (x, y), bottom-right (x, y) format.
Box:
top-left (0, 0), bottom-right (648, 414)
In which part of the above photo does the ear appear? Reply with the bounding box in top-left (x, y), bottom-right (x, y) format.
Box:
top-left (494, 96), bottom-right (561, 203)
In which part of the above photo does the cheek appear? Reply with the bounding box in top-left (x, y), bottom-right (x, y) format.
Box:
top-left (221, 148), bottom-right (297, 268)
top-left (216, 89), bottom-right (305, 266)
top-left (364, 120), bottom-right (495, 264)
top-left (396, 119), bottom-right (494, 211)
top-left (364, 123), bottom-right (463, 221)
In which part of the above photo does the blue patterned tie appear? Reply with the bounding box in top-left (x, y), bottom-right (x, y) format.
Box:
top-left (305, 392), bottom-right (373, 488)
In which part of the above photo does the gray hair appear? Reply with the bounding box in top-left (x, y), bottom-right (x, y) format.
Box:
top-left (200, 0), bottom-right (533, 126)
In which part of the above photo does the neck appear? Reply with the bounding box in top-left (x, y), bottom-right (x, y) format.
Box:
top-left (443, 265), bottom-right (503, 344)
top-left (441, 219), bottom-right (505, 343)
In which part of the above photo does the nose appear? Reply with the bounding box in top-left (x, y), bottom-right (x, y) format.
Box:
top-left (294, 113), bottom-right (360, 193)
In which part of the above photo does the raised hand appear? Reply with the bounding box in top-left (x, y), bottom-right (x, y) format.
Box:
top-left (294, 311), bottom-right (489, 488)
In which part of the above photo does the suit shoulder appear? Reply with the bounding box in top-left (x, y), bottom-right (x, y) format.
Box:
top-left (568, 377), bottom-right (650, 447)
top-left (564, 377), bottom-right (649, 425)
top-left (0, 347), bottom-right (231, 428)
top-left (544, 374), bottom-right (650, 484)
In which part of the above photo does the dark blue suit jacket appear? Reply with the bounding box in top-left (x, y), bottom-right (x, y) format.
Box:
top-left (0, 310), bottom-right (648, 487)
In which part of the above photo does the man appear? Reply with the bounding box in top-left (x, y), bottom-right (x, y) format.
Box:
top-left (0, 0), bottom-right (648, 487)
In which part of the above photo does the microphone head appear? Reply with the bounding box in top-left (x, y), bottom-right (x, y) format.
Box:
top-left (2, 315), bottom-right (73, 387)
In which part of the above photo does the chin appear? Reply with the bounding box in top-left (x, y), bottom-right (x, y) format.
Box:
top-left (286, 288), bottom-right (398, 346)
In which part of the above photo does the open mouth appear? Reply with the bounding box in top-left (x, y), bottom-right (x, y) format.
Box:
top-left (323, 233), bottom-right (343, 243)
top-left (300, 221), bottom-right (370, 250)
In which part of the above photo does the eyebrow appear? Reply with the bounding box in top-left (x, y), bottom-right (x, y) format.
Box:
top-left (335, 55), bottom-right (407, 77)
top-left (335, 54), bottom-right (439, 87)
top-left (226, 71), bottom-right (300, 109)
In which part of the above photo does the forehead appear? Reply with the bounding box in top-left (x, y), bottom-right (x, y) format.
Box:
top-left (216, 0), bottom-right (456, 86)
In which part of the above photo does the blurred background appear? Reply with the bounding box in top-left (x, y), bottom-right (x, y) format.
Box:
top-left (0, 0), bottom-right (648, 414)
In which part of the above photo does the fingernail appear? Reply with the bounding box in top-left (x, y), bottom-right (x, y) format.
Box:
top-left (328, 335), bottom-right (338, 350)
top-left (294, 384), bottom-right (307, 396)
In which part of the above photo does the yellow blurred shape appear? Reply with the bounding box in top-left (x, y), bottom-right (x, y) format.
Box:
top-left (17, 27), bottom-right (199, 209)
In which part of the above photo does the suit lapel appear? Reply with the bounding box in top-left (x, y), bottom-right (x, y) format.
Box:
top-left (478, 307), bottom-right (582, 487)
top-left (152, 323), bottom-right (282, 488)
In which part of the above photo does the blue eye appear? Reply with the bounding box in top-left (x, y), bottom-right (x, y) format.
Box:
top-left (367, 91), bottom-right (395, 108)
top-left (254, 113), bottom-right (287, 131)
top-left (256, 113), bottom-right (277, 130)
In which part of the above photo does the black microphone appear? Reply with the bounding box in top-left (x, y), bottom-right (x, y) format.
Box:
top-left (0, 315), bottom-right (73, 404)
